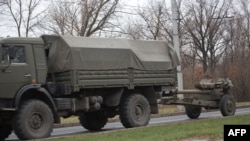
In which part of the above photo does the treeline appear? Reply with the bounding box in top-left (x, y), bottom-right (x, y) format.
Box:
top-left (1, 0), bottom-right (250, 101)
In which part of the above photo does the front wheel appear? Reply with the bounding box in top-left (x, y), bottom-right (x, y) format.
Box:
top-left (0, 124), bottom-right (12, 140)
top-left (219, 95), bottom-right (236, 116)
top-left (12, 100), bottom-right (54, 140)
top-left (119, 94), bottom-right (150, 128)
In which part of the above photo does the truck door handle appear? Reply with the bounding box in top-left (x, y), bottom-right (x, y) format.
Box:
top-left (24, 74), bottom-right (31, 77)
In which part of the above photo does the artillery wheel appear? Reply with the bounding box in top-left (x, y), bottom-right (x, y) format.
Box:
top-left (219, 95), bottom-right (236, 116)
top-left (0, 124), bottom-right (12, 140)
top-left (79, 111), bottom-right (108, 131)
top-left (185, 105), bottom-right (202, 119)
top-left (119, 94), bottom-right (150, 128)
top-left (13, 100), bottom-right (54, 140)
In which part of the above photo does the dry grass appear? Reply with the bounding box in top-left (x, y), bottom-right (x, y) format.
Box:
top-left (236, 101), bottom-right (250, 107)
top-left (60, 116), bottom-right (79, 124)
top-left (158, 105), bottom-right (180, 114)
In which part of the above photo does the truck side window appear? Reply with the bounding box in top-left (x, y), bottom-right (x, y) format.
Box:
top-left (1, 47), bottom-right (9, 64)
top-left (1, 46), bottom-right (25, 64)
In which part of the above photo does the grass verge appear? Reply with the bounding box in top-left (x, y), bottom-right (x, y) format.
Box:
top-left (48, 114), bottom-right (250, 141)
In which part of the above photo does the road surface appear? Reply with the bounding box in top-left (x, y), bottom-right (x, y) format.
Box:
top-left (7, 107), bottom-right (250, 140)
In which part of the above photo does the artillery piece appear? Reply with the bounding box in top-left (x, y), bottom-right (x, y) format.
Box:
top-left (160, 78), bottom-right (236, 119)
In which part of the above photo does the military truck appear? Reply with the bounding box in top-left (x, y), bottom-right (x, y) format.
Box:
top-left (0, 35), bottom-right (180, 140)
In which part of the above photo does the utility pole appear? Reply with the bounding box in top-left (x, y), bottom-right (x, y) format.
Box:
top-left (171, 0), bottom-right (184, 111)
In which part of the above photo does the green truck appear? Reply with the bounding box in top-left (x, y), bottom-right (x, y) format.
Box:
top-left (0, 35), bottom-right (180, 140)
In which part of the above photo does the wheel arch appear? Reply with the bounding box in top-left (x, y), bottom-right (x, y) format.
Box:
top-left (14, 84), bottom-right (60, 123)
top-left (140, 87), bottom-right (159, 114)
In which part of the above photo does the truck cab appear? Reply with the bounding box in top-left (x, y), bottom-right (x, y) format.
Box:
top-left (0, 38), bottom-right (46, 99)
top-left (0, 38), bottom-right (56, 140)
top-left (0, 38), bottom-right (49, 105)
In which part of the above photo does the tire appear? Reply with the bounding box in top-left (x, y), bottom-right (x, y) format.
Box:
top-left (0, 124), bottom-right (12, 140)
top-left (79, 111), bottom-right (108, 131)
top-left (12, 100), bottom-right (54, 140)
top-left (185, 105), bottom-right (202, 119)
top-left (119, 94), bottom-right (150, 128)
top-left (219, 95), bottom-right (236, 116)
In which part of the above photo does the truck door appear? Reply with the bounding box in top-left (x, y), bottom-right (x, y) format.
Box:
top-left (0, 44), bottom-right (36, 99)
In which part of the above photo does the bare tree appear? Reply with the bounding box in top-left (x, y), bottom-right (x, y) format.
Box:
top-left (182, 0), bottom-right (232, 75)
top-left (24, 0), bottom-right (45, 37)
top-left (137, 0), bottom-right (167, 40)
top-left (42, 0), bottom-right (77, 35)
top-left (4, 0), bottom-right (46, 37)
top-left (122, 0), bottom-right (176, 42)
top-left (6, 0), bottom-right (23, 36)
top-left (221, 0), bottom-right (250, 101)
top-left (120, 20), bottom-right (144, 40)
top-left (0, 0), bottom-right (6, 9)
top-left (0, 0), bottom-right (6, 27)
top-left (44, 0), bottom-right (120, 37)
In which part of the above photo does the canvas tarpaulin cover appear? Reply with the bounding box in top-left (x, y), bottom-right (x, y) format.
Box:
top-left (41, 35), bottom-right (180, 73)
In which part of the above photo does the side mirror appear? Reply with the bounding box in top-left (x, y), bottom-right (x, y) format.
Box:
top-left (1, 46), bottom-right (15, 72)
top-left (8, 46), bottom-right (15, 60)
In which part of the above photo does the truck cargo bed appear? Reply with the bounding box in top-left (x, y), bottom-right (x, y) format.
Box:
top-left (52, 69), bottom-right (177, 91)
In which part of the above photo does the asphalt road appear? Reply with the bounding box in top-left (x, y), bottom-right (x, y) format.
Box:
top-left (7, 107), bottom-right (250, 141)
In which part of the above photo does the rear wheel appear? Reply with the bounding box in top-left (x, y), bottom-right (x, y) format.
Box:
top-left (13, 100), bottom-right (54, 140)
top-left (185, 105), bottom-right (202, 119)
top-left (219, 95), bottom-right (236, 116)
top-left (119, 94), bottom-right (150, 128)
top-left (0, 124), bottom-right (12, 140)
top-left (79, 111), bottom-right (108, 131)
